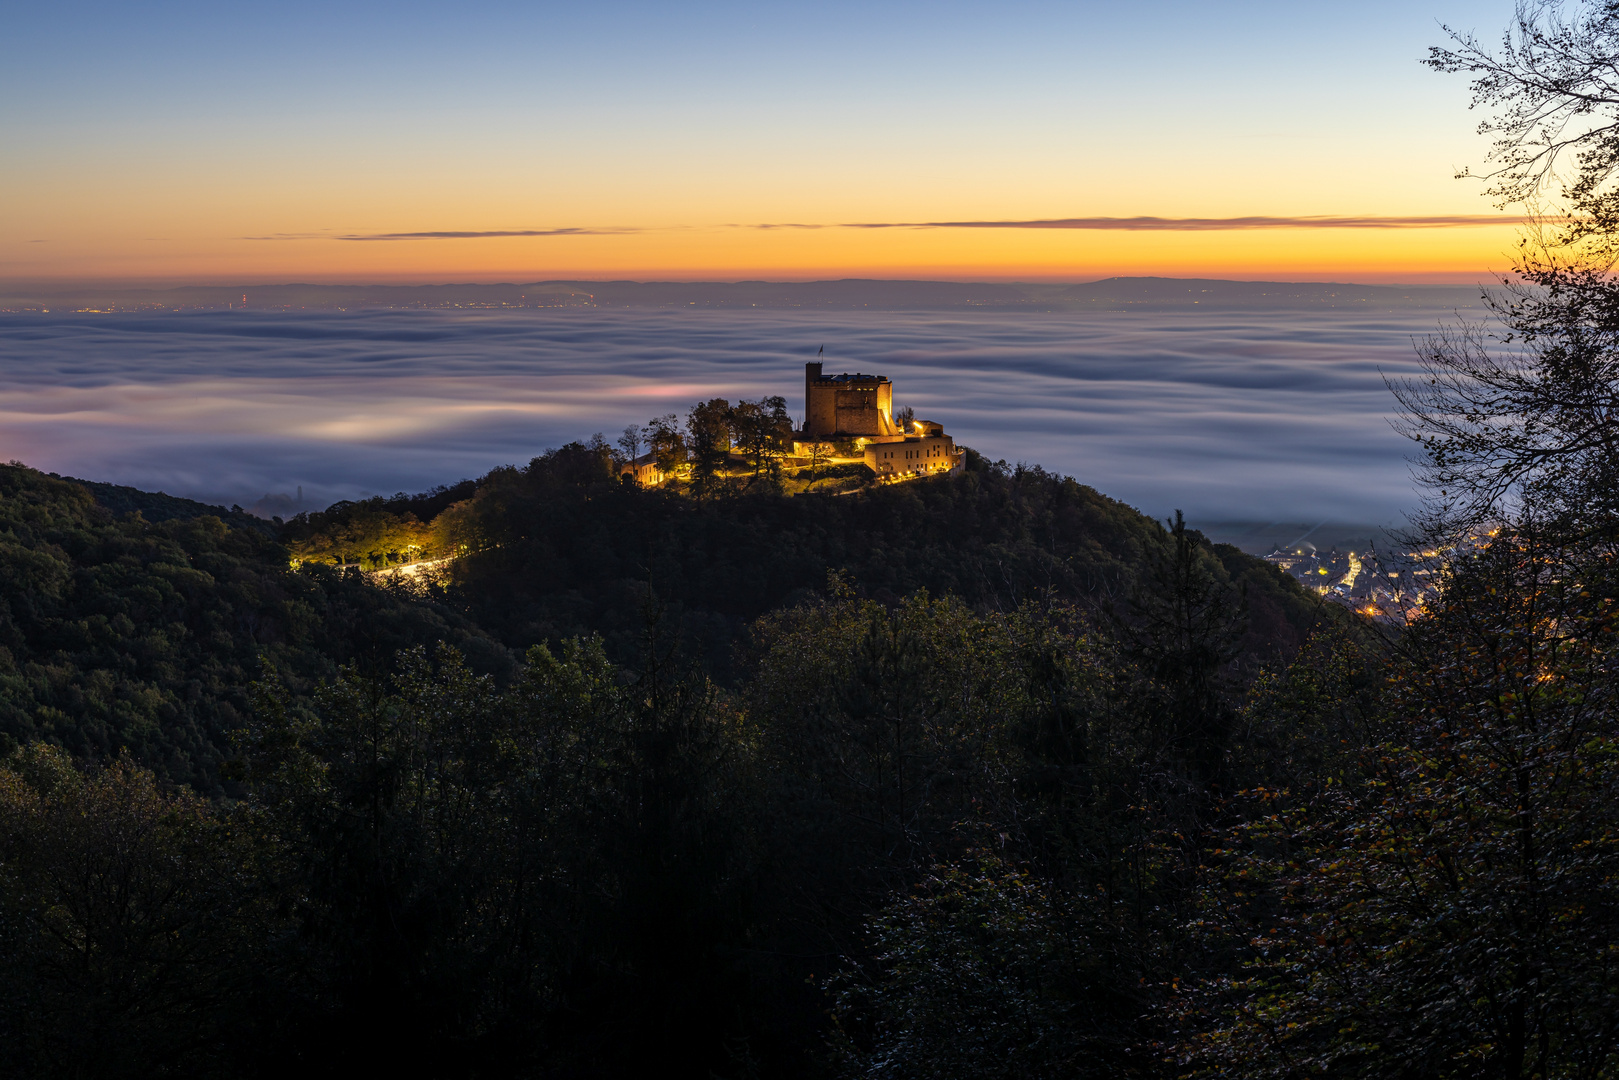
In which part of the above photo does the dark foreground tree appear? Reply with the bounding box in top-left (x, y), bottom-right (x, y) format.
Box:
top-left (1391, 251), bottom-right (1619, 535)
top-left (238, 625), bottom-right (766, 1077)
top-left (1429, 0), bottom-right (1619, 237)
top-left (0, 746), bottom-right (272, 1079)
top-left (1179, 527), bottom-right (1619, 1080)
top-left (1112, 510), bottom-right (1247, 787)
top-left (1408, 1), bottom-right (1619, 536)
top-left (829, 853), bottom-right (1138, 1080)
top-left (1155, 12), bottom-right (1619, 1074)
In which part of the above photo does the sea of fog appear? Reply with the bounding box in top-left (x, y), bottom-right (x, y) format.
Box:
top-left (0, 306), bottom-right (1476, 528)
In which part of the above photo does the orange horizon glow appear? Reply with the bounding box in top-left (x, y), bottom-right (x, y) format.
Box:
top-left (1, 220), bottom-right (1529, 288)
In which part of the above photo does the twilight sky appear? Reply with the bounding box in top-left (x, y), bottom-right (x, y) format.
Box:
top-left (3, 0), bottom-right (1524, 284)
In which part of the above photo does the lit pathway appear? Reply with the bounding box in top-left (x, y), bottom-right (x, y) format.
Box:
top-left (1335, 550), bottom-right (1362, 592)
top-left (360, 554), bottom-right (459, 582)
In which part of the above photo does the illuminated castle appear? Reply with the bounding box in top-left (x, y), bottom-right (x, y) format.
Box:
top-left (797, 361), bottom-right (964, 481)
top-left (802, 363), bottom-right (901, 438)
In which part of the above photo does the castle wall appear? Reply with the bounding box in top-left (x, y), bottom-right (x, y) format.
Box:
top-left (805, 363), bottom-right (838, 434)
top-left (865, 432), bottom-right (963, 479)
top-left (832, 382), bottom-right (892, 436)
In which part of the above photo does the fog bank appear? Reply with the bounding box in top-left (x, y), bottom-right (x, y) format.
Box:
top-left (0, 304), bottom-right (1472, 522)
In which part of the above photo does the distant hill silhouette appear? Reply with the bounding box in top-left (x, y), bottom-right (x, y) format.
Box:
top-left (4, 276), bottom-right (1486, 313)
top-left (1056, 276), bottom-right (1483, 310)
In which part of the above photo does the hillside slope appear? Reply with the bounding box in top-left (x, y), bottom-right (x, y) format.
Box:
top-left (0, 449), bottom-right (1327, 788)
top-left (303, 444), bottom-right (1325, 679)
top-left (0, 466), bottom-right (507, 792)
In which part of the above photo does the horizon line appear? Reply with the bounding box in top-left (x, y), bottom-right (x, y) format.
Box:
top-left (0, 272), bottom-right (1503, 294)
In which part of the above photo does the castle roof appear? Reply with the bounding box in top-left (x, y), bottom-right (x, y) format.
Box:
top-left (812, 371), bottom-right (887, 384)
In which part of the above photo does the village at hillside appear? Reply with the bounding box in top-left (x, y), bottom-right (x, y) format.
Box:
top-left (1263, 526), bottom-right (1500, 623)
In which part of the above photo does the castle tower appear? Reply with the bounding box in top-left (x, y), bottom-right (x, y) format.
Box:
top-left (802, 362), bottom-right (897, 438)
top-left (806, 361), bottom-right (822, 431)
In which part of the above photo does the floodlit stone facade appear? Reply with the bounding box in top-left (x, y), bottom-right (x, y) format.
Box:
top-left (795, 363), bottom-right (964, 482)
top-left (864, 424), bottom-right (962, 480)
top-left (802, 362), bottom-right (900, 438)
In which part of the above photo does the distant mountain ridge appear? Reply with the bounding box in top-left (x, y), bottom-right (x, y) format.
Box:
top-left (1, 276), bottom-right (1487, 313)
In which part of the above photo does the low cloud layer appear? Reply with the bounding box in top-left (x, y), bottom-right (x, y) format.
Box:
top-left (0, 307), bottom-right (1470, 521)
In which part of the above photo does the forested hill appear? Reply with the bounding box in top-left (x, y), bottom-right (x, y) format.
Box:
top-left (53, 474), bottom-right (276, 536)
top-left (0, 452), bottom-right (1337, 1076)
top-left (288, 442), bottom-right (1323, 679)
top-left (0, 466), bottom-right (506, 794)
top-left (0, 449), bottom-right (1321, 790)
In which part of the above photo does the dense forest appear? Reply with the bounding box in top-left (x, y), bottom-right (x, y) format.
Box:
top-left (0, 445), bottom-right (1345, 1078)
top-left (13, 7), bottom-right (1619, 1076)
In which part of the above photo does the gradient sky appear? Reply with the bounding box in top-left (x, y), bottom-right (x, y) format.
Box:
top-left (2, 0), bottom-right (1527, 284)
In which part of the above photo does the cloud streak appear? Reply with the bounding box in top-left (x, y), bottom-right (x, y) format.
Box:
top-left (248, 215), bottom-right (1535, 242)
top-left (245, 229), bottom-right (637, 241)
top-left (334, 228), bottom-right (635, 241)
